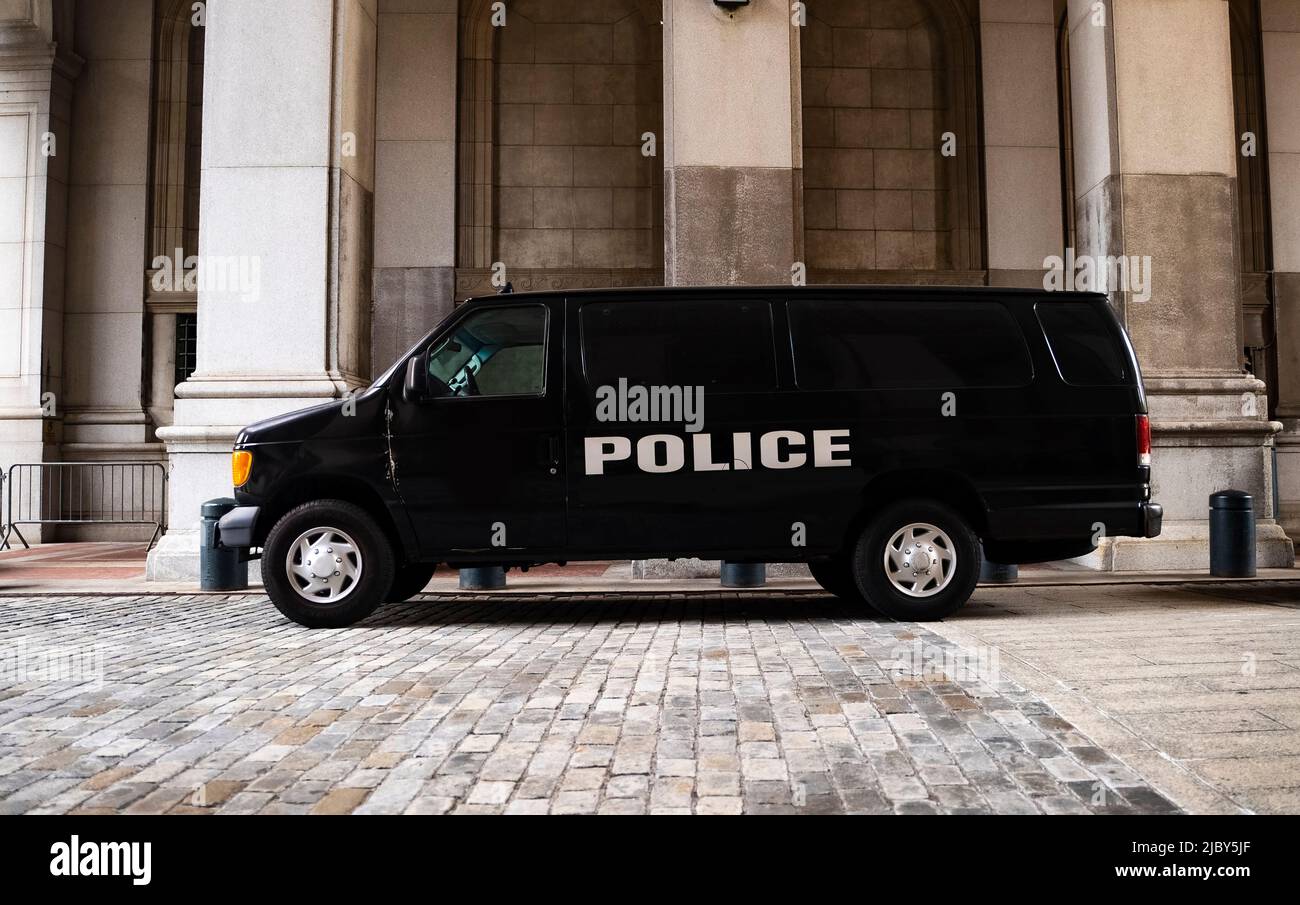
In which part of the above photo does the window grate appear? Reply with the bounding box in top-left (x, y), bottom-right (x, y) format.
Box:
top-left (174, 313), bottom-right (197, 387)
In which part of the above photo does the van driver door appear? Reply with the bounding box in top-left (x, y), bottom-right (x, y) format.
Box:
top-left (388, 300), bottom-right (566, 558)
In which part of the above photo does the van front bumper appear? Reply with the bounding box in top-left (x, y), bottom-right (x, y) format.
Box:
top-left (216, 506), bottom-right (260, 549)
top-left (1142, 501), bottom-right (1163, 538)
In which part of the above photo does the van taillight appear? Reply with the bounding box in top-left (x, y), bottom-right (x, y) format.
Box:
top-left (1136, 414), bottom-right (1151, 467)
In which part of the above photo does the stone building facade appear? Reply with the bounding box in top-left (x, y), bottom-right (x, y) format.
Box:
top-left (0, 0), bottom-right (1297, 576)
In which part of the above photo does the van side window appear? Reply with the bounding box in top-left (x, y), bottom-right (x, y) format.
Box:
top-left (581, 300), bottom-right (777, 392)
top-left (428, 305), bottom-right (547, 397)
top-left (789, 299), bottom-right (1032, 390)
top-left (1036, 302), bottom-right (1128, 386)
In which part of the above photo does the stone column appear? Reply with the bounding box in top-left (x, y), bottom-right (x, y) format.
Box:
top-left (148, 0), bottom-right (376, 579)
top-left (371, 0), bottom-right (457, 374)
top-left (60, 0), bottom-right (155, 464)
top-left (1067, 0), bottom-right (1292, 569)
top-left (0, 3), bottom-right (79, 511)
top-left (1262, 0), bottom-right (1300, 539)
top-left (662, 0), bottom-right (798, 285)
top-left (980, 0), bottom-right (1064, 287)
top-left (639, 0), bottom-right (799, 581)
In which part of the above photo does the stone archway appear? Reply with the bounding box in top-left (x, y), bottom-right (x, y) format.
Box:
top-left (799, 0), bottom-right (984, 284)
top-left (455, 0), bottom-right (664, 295)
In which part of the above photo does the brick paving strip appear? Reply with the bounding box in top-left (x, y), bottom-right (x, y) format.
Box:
top-left (0, 591), bottom-right (1185, 815)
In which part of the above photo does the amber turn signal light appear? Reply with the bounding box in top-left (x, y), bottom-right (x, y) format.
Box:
top-left (232, 450), bottom-right (253, 487)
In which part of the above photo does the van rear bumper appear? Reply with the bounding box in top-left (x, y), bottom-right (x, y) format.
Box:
top-left (216, 506), bottom-right (260, 549)
top-left (986, 495), bottom-right (1161, 542)
top-left (1141, 501), bottom-right (1163, 538)
top-left (982, 498), bottom-right (1162, 564)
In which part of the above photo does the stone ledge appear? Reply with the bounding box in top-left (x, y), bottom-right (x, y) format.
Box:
top-left (145, 530), bottom-right (262, 584)
top-left (1074, 522), bottom-right (1295, 571)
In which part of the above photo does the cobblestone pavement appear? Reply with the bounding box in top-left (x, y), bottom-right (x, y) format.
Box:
top-left (0, 590), bottom-right (1185, 815)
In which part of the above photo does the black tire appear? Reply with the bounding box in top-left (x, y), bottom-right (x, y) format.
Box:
top-left (808, 557), bottom-right (862, 600)
top-left (387, 562), bottom-right (437, 602)
top-left (851, 499), bottom-right (980, 621)
top-left (263, 499), bottom-right (395, 628)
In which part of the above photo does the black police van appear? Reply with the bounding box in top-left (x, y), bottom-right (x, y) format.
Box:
top-left (217, 286), bottom-right (1161, 627)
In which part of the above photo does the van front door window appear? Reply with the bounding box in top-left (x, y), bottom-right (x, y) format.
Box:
top-left (427, 305), bottom-right (548, 397)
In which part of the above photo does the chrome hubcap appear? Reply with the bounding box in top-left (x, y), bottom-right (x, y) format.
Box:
top-left (286, 526), bottom-right (362, 603)
top-left (883, 522), bottom-right (956, 598)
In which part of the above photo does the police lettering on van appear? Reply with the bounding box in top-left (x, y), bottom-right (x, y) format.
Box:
top-left (584, 430), bottom-right (852, 475)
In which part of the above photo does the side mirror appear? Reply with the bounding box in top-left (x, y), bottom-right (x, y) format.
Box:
top-left (403, 353), bottom-right (429, 403)
top-left (403, 351), bottom-right (449, 403)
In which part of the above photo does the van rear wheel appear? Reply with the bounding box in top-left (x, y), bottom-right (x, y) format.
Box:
top-left (263, 500), bottom-right (395, 628)
top-left (851, 500), bottom-right (979, 621)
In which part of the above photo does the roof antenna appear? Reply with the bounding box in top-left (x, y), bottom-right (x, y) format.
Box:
top-left (498, 281), bottom-right (514, 294)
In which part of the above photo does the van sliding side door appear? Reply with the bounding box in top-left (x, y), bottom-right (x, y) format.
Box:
top-left (563, 294), bottom-right (792, 556)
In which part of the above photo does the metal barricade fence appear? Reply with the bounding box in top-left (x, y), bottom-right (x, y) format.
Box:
top-left (0, 462), bottom-right (168, 551)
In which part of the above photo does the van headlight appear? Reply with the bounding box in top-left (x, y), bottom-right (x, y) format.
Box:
top-left (232, 450), bottom-right (253, 487)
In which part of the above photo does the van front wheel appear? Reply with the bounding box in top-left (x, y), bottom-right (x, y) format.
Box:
top-left (852, 500), bottom-right (979, 621)
top-left (263, 500), bottom-right (395, 628)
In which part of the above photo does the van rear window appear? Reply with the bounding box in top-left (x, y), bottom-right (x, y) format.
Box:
top-left (789, 299), bottom-right (1032, 390)
top-left (1036, 301), bottom-right (1129, 385)
top-left (581, 299), bottom-right (777, 392)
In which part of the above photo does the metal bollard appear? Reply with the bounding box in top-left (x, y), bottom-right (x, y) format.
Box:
top-left (459, 566), bottom-right (506, 590)
top-left (1209, 490), bottom-right (1256, 578)
top-left (201, 498), bottom-right (248, 590)
top-left (721, 561), bottom-right (766, 588)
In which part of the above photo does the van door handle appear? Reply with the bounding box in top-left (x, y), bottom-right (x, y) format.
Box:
top-left (545, 435), bottom-right (560, 474)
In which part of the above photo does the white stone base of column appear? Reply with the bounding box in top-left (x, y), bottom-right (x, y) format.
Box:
top-left (631, 559), bottom-right (811, 579)
top-left (145, 374), bottom-right (346, 582)
top-left (1072, 519), bottom-right (1294, 571)
top-left (145, 529), bottom-right (201, 581)
top-left (146, 424), bottom-right (238, 581)
top-left (147, 528), bottom-right (264, 584)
